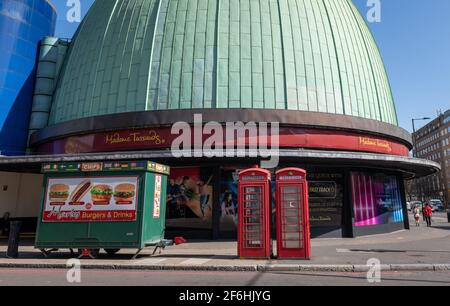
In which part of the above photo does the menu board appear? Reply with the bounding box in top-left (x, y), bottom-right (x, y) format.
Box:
top-left (308, 172), bottom-right (344, 227)
top-left (41, 161), bottom-right (170, 175)
top-left (43, 176), bottom-right (139, 222)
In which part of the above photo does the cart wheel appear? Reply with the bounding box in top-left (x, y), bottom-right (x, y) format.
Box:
top-left (104, 249), bottom-right (121, 255)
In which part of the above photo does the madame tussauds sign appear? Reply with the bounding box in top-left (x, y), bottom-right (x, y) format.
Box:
top-left (105, 131), bottom-right (166, 146)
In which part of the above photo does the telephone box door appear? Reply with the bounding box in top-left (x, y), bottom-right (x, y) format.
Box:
top-left (238, 169), bottom-right (272, 259)
top-left (276, 168), bottom-right (310, 259)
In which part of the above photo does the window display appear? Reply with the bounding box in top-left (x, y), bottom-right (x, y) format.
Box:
top-left (220, 169), bottom-right (240, 233)
top-left (307, 172), bottom-right (344, 228)
top-left (351, 172), bottom-right (404, 226)
top-left (166, 167), bottom-right (213, 230)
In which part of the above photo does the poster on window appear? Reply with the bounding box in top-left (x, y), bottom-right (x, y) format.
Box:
top-left (351, 172), bottom-right (404, 226)
top-left (220, 170), bottom-right (240, 232)
top-left (43, 176), bottom-right (138, 222)
top-left (308, 172), bottom-right (344, 227)
top-left (166, 168), bottom-right (213, 229)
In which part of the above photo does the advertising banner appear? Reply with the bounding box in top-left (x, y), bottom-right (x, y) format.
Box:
top-left (166, 167), bottom-right (214, 230)
top-left (153, 175), bottom-right (162, 218)
top-left (351, 172), bottom-right (404, 226)
top-left (43, 176), bottom-right (139, 222)
top-left (220, 169), bottom-right (240, 232)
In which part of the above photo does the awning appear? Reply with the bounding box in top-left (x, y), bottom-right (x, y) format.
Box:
top-left (0, 149), bottom-right (440, 179)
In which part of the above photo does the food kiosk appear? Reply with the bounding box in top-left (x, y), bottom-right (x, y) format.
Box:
top-left (35, 161), bottom-right (170, 259)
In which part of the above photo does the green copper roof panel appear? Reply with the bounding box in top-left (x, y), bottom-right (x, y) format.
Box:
top-left (49, 0), bottom-right (398, 126)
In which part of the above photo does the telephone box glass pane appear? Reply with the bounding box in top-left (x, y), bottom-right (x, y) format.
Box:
top-left (281, 185), bottom-right (303, 249)
top-left (244, 186), bottom-right (263, 248)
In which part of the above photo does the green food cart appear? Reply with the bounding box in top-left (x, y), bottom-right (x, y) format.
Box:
top-left (35, 161), bottom-right (170, 259)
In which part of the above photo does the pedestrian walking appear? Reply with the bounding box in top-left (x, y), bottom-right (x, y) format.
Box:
top-left (423, 203), bottom-right (433, 227)
top-left (413, 206), bottom-right (421, 226)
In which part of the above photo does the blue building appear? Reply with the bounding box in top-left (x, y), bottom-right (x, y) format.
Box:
top-left (0, 0), bottom-right (56, 155)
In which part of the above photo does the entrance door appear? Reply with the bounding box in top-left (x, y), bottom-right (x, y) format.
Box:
top-left (280, 185), bottom-right (304, 249)
top-left (242, 186), bottom-right (264, 249)
top-left (275, 167), bottom-right (310, 259)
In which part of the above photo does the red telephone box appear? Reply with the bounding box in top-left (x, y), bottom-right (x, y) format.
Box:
top-left (238, 168), bottom-right (272, 259)
top-left (276, 168), bottom-right (311, 259)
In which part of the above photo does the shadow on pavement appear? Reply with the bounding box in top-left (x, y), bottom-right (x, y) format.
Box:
top-left (267, 271), bottom-right (450, 285)
top-left (0, 250), bottom-right (238, 260)
top-left (346, 249), bottom-right (450, 254)
top-left (429, 226), bottom-right (450, 231)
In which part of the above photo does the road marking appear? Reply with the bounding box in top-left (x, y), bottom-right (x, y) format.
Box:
top-left (336, 248), bottom-right (375, 254)
top-left (136, 258), bottom-right (167, 265)
top-left (336, 248), bottom-right (350, 253)
top-left (180, 258), bottom-right (212, 265)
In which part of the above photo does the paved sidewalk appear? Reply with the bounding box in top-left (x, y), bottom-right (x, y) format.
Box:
top-left (1, 213), bottom-right (449, 272)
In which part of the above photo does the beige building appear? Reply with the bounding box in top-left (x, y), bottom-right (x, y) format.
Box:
top-left (0, 172), bottom-right (43, 236)
top-left (413, 110), bottom-right (450, 206)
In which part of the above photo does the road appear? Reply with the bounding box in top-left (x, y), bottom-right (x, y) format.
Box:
top-left (0, 268), bottom-right (449, 286)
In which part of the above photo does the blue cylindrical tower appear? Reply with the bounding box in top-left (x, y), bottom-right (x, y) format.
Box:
top-left (0, 0), bottom-right (56, 155)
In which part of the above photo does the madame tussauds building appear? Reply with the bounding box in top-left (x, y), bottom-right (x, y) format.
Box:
top-left (1, 0), bottom-right (440, 239)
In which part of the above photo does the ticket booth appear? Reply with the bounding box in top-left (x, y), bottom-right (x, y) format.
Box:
top-left (276, 168), bottom-right (311, 259)
top-left (238, 168), bottom-right (272, 259)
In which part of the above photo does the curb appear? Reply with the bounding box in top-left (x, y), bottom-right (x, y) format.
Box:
top-left (0, 262), bottom-right (449, 272)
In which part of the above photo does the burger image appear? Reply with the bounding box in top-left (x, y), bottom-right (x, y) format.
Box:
top-left (69, 180), bottom-right (91, 204)
top-left (114, 184), bottom-right (136, 203)
top-left (49, 184), bottom-right (70, 203)
top-left (90, 184), bottom-right (113, 204)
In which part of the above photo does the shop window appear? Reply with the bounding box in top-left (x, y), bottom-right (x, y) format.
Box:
top-left (307, 172), bottom-right (344, 228)
top-left (351, 172), bottom-right (404, 226)
top-left (166, 167), bottom-right (214, 231)
top-left (219, 168), bottom-right (277, 235)
top-left (219, 169), bottom-right (240, 233)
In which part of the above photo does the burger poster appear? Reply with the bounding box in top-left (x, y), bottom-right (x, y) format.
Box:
top-left (43, 176), bottom-right (139, 222)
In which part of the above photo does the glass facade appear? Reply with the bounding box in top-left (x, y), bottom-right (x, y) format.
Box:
top-left (165, 166), bottom-right (407, 238)
top-left (0, 0), bottom-right (56, 155)
top-left (218, 168), bottom-right (346, 238)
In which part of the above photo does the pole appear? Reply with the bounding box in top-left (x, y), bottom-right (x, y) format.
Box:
top-left (412, 118), bottom-right (424, 220)
top-left (411, 117), bottom-right (430, 202)
top-left (412, 119), bottom-right (418, 201)
top-left (6, 221), bottom-right (22, 258)
top-left (412, 119), bottom-right (416, 157)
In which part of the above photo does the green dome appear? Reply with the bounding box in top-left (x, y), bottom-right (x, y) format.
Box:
top-left (49, 0), bottom-right (398, 126)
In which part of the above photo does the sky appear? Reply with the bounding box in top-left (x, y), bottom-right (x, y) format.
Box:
top-left (52, 0), bottom-right (450, 132)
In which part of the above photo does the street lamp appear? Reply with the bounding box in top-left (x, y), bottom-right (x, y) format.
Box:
top-left (411, 117), bottom-right (431, 207)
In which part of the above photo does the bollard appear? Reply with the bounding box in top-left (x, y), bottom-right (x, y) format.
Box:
top-left (447, 210), bottom-right (450, 223)
top-left (6, 221), bottom-right (22, 259)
